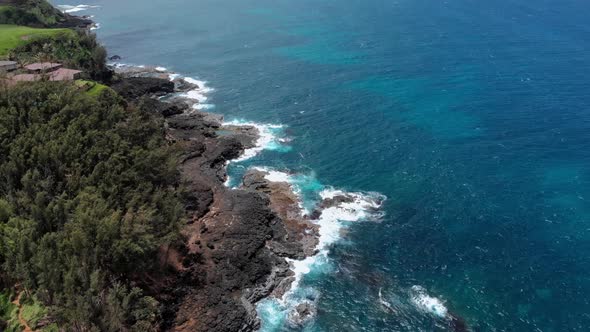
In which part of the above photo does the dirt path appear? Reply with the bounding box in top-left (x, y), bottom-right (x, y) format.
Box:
top-left (11, 292), bottom-right (33, 332)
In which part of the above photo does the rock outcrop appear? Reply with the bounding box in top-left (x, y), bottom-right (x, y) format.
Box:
top-left (113, 74), bottom-right (314, 332)
top-left (110, 77), bottom-right (175, 100)
top-left (242, 170), bottom-right (319, 259)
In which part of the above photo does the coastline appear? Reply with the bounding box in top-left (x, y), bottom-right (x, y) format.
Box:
top-left (1, 3), bottom-right (388, 330)
top-left (109, 63), bottom-right (387, 331)
top-left (107, 64), bottom-right (315, 330)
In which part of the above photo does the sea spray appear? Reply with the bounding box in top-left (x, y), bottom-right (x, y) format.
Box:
top-left (109, 63), bottom-right (387, 330)
top-left (222, 120), bottom-right (292, 162)
top-left (57, 4), bottom-right (100, 13)
top-left (410, 285), bottom-right (449, 319)
top-left (251, 167), bottom-right (323, 214)
top-left (110, 64), bottom-right (218, 112)
top-left (252, 169), bottom-right (387, 330)
top-left (181, 77), bottom-right (215, 107)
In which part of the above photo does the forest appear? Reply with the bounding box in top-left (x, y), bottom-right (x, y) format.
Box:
top-left (0, 82), bottom-right (184, 331)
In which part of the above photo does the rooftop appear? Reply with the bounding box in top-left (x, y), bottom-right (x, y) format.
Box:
top-left (49, 68), bottom-right (82, 81)
top-left (24, 63), bottom-right (62, 72)
top-left (11, 74), bottom-right (40, 82)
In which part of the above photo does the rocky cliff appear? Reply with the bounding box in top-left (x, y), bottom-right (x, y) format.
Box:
top-left (110, 72), bottom-right (312, 331)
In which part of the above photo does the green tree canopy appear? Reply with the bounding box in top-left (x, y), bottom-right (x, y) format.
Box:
top-left (0, 82), bottom-right (183, 330)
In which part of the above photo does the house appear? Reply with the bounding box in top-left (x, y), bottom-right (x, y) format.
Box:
top-left (11, 74), bottom-right (41, 82)
top-left (49, 68), bottom-right (82, 81)
top-left (9, 68), bottom-right (82, 84)
top-left (24, 62), bottom-right (63, 73)
top-left (0, 78), bottom-right (15, 87)
top-left (0, 61), bottom-right (18, 73)
top-left (8, 61), bottom-right (84, 84)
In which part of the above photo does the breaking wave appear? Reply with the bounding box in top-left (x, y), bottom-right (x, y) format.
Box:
top-left (222, 120), bottom-right (292, 162)
top-left (254, 170), bottom-right (386, 330)
top-left (57, 4), bottom-right (100, 13)
top-left (411, 285), bottom-right (449, 319)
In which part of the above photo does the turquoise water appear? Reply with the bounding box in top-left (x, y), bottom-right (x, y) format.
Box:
top-left (59, 0), bottom-right (590, 330)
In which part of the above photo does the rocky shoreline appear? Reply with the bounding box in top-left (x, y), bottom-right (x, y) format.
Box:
top-left (108, 62), bottom-right (391, 331)
top-left (109, 66), bottom-right (319, 331)
top-left (0, 3), bottom-right (391, 331)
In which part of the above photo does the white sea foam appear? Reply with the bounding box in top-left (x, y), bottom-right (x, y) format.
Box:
top-left (57, 4), bottom-right (100, 13)
top-left (258, 186), bottom-right (385, 329)
top-left (90, 23), bottom-right (101, 31)
top-left (179, 78), bottom-right (215, 105)
top-left (250, 167), bottom-right (310, 213)
top-left (300, 188), bottom-right (385, 263)
top-left (160, 74), bottom-right (215, 110)
top-left (253, 167), bottom-right (292, 184)
top-left (110, 62), bottom-right (147, 70)
top-left (192, 103), bottom-right (215, 110)
top-left (411, 286), bottom-right (449, 318)
top-left (223, 120), bottom-right (288, 162)
top-left (108, 64), bottom-right (216, 111)
top-left (168, 73), bottom-right (181, 80)
top-left (224, 176), bottom-right (232, 187)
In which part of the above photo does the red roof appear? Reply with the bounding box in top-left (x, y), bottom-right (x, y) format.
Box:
top-left (11, 74), bottom-right (40, 82)
top-left (24, 63), bottom-right (62, 72)
top-left (49, 68), bottom-right (82, 81)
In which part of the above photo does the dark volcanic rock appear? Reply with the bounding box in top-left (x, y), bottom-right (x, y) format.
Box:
top-left (174, 190), bottom-right (284, 332)
top-left (138, 97), bottom-right (187, 117)
top-left (110, 77), bottom-right (174, 101)
top-left (109, 55), bottom-right (122, 61)
top-left (125, 73), bottom-right (314, 332)
top-left (167, 113), bottom-right (219, 139)
top-left (287, 302), bottom-right (317, 328)
top-left (54, 14), bottom-right (94, 29)
top-left (243, 170), bottom-right (319, 259)
top-left (222, 124), bottom-right (259, 150)
top-left (182, 181), bottom-right (213, 220)
top-left (320, 194), bottom-right (355, 209)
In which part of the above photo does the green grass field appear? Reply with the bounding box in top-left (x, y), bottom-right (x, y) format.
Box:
top-left (0, 24), bottom-right (71, 57)
top-left (76, 79), bottom-right (111, 97)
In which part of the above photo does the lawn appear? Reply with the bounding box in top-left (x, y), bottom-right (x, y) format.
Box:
top-left (0, 24), bottom-right (71, 57)
top-left (76, 79), bottom-right (111, 97)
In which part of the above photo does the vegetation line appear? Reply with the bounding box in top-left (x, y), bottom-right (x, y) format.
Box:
top-left (12, 292), bottom-right (33, 332)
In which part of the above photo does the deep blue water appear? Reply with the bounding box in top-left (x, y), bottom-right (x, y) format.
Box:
top-left (56, 0), bottom-right (590, 330)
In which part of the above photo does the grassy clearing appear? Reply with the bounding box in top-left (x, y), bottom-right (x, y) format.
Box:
top-left (76, 79), bottom-right (111, 97)
top-left (0, 24), bottom-right (71, 57)
top-left (87, 82), bottom-right (109, 97)
top-left (21, 296), bottom-right (47, 329)
top-left (0, 290), bottom-right (20, 332)
top-left (1, 291), bottom-right (56, 331)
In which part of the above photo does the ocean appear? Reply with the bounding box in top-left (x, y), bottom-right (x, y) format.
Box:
top-left (55, 0), bottom-right (590, 330)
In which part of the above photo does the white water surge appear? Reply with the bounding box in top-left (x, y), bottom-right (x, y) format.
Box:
top-left (410, 285), bottom-right (449, 318)
top-left (254, 170), bottom-right (386, 330)
top-left (57, 4), bottom-right (100, 13)
top-left (108, 62), bottom-right (388, 330)
top-left (180, 77), bottom-right (215, 110)
top-left (222, 120), bottom-right (291, 162)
